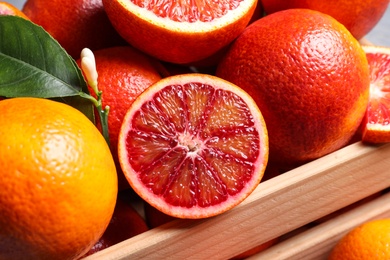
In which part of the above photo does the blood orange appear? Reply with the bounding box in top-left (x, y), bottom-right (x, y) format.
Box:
top-left (118, 74), bottom-right (269, 219)
top-left (361, 45), bottom-right (390, 144)
top-left (216, 9), bottom-right (370, 168)
top-left (260, 0), bottom-right (389, 40)
top-left (102, 0), bottom-right (258, 64)
top-left (22, 0), bottom-right (126, 59)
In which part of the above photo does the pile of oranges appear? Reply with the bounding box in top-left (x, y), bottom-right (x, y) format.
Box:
top-left (1, 0), bottom-right (390, 259)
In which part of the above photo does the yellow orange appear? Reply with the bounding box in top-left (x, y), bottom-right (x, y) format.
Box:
top-left (0, 97), bottom-right (117, 260)
top-left (329, 218), bottom-right (390, 260)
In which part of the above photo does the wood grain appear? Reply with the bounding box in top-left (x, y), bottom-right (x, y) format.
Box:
top-left (83, 142), bottom-right (390, 259)
top-left (250, 191), bottom-right (390, 260)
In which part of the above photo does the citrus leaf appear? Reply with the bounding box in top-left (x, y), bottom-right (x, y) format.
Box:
top-left (0, 15), bottom-right (88, 98)
top-left (0, 16), bottom-right (95, 122)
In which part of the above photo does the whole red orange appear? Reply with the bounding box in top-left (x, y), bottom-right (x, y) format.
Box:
top-left (217, 9), bottom-right (370, 168)
top-left (260, 0), bottom-right (389, 39)
top-left (22, 0), bottom-right (126, 58)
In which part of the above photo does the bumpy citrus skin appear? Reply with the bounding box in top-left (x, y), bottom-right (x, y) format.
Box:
top-left (22, 0), bottom-right (126, 58)
top-left (329, 219), bottom-right (390, 260)
top-left (217, 9), bottom-right (370, 167)
top-left (260, 0), bottom-right (389, 39)
top-left (0, 98), bottom-right (118, 260)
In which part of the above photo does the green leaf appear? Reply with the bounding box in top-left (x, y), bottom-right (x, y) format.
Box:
top-left (0, 15), bottom-right (88, 97)
top-left (0, 16), bottom-right (95, 122)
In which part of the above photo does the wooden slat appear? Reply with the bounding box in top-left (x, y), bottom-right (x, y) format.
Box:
top-left (83, 142), bottom-right (390, 260)
top-left (250, 191), bottom-right (390, 260)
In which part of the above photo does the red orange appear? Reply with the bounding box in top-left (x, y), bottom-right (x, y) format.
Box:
top-left (260, 0), bottom-right (389, 39)
top-left (22, 0), bottom-right (126, 58)
top-left (217, 9), bottom-right (370, 167)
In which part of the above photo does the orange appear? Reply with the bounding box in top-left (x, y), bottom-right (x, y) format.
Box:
top-left (0, 97), bottom-right (117, 260)
top-left (260, 0), bottom-right (389, 40)
top-left (77, 46), bottom-right (163, 190)
top-left (361, 45), bottom-right (390, 144)
top-left (0, 1), bottom-right (29, 19)
top-left (22, 0), bottom-right (126, 59)
top-left (118, 73), bottom-right (269, 219)
top-left (83, 189), bottom-right (149, 256)
top-left (102, 0), bottom-right (258, 64)
top-left (329, 218), bottom-right (390, 259)
top-left (216, 9), bottom-right (370, 168)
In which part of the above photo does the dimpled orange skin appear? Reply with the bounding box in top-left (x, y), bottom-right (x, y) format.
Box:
top-left (0, 98), bottom-right (118, 260)
top-left (329, 219), bottom-right (390, 260)
top-left (216, 9), bottom-right (370, 168)
top-left (22, 0), bottom-right (126, 59)
top-left (260, 0), bottom-right (389, 40)
top-left (0, 2), bottom-right (29, 18)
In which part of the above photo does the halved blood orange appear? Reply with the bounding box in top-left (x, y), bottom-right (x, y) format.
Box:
top-left (118, 74), bottom-right (268, 219)
top-left (102, 0), bottom-right (258, 64)
top-left (361, 45), bottom-right (390, 144)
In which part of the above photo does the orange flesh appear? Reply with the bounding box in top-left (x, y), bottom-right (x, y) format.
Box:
top-left (366, 52), bottom-right (390, 125)
top-left (124, 83), bottom-right (261, 208)
top-left (130, 0), bottom-right (244, 22)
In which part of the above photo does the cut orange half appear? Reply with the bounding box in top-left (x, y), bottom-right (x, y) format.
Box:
top-left (361, 45), bottom-right (390, 144)
top-left (118, 74), bottom-right (268, 219)
top-left (102, 0), bottom-right (258, 64)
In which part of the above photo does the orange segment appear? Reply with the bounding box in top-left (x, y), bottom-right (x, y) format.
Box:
top-left (131, 0), bottom-right (244, 22)
top-left (362, 45), bottom-right (390, 143)
top-left (118, 74), bottom-right (268, 219)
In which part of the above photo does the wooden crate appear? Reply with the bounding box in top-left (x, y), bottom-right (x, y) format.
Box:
top-left (83, 142), bottom-right (390, 259)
